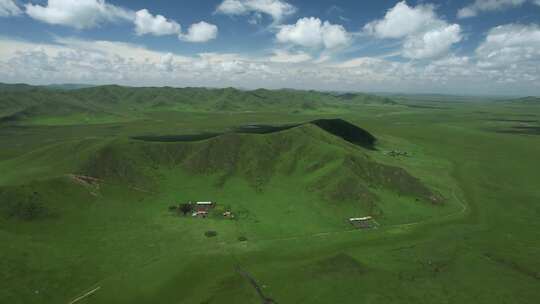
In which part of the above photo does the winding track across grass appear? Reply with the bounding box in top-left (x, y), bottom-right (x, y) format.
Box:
top-left (67, 286), bottom-right (100, 304)
top-left (235, 265), bottom-right (277, 304)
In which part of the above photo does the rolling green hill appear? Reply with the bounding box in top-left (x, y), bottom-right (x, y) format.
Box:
top-left (85, 122), bottom-right (439, 204)
top-left (1, 85), bottom-right (539, 304)
top-left (0, 101), bottom-right (102, 123)
top-left (1, 120), bottom-right (443, 224)
top-left (0, 117), bottom-right (459, 303)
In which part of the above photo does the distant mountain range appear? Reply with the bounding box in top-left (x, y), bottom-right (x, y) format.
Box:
top-left (0, 83), bottom-right (397, 124)
top-left (0, 83), bottom-right (96, 91)
top-left (506, 96), bottom-right (540, 104)
top-left (44, 84), bottom-right (98, 90)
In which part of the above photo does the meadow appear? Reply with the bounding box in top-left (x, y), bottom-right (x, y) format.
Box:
top-left (0, 85), bottom-right (539, 303)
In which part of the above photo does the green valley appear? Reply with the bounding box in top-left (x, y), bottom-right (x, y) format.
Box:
top-left (0, 84), bottom-right (539, 303)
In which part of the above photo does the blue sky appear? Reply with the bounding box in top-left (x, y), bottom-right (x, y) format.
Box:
top-left (1, 0), bottom-right (539, 95)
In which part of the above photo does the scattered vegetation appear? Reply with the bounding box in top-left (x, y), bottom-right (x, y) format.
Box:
top-left (204, 231), bottom-right (218, 238)
top-left (2, 191), bottom-right (48, 221)
top-left (178, 203), bottom-right (194, 216)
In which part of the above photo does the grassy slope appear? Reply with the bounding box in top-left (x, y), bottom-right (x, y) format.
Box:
top-left (0, 93), bottom-right (539, 303)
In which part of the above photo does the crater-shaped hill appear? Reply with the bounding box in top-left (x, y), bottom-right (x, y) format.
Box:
top-left (0, 120), bottom-right (443, 226)
top-left (83, 122), bottom-right (442, 218)
top-left (136, 118), bottom-right (377, 149)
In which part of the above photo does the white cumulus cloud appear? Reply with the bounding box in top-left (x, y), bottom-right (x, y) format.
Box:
top-left (180, 21), bottom-right (218, 43)
top-left (276, 17), bottom-right (351, 49)
top-left (0, 35), bottom-right (539, 95)
top-left (364, 1), bottom-right (462, 59)
top-left (134, 9), bottom-right (181, 36)
top-left (0, 0), bottom-right (21, 17)
top-left (476, 23), bottom-right (540, 68)
top-left (24, 1), bottom-right (217, 44)
top-left (364, 1), bottom-right (438, 39)
top-left (216, 0), bottom-right (296, 23)
top-left (457, 0), bottom-right (530, 18)
top-left (25, 0), bottom-right (132, 29)
top-left (403, 24), bottom-right (462, 59)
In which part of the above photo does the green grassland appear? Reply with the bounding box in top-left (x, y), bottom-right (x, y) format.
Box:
top-left (0, 84), bottom-right (539, 303)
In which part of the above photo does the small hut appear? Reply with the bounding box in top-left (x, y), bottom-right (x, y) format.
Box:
top-left (349, 216), bottom-right (375, 229)
top-left (195, 201), bottom-right (215, 212)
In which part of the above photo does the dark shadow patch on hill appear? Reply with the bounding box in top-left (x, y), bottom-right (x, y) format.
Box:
top-left (0, 101), bottom-right (102, 124)
top-left (0, 114), bottom-right (21, 124)
top-left (0, 109), bottom-right (38, 124)
top-left (236, 119), bottom-right (376, 149)
top-left (310, 119), bottom-right (376, 149)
